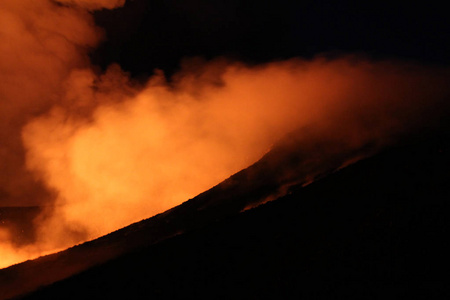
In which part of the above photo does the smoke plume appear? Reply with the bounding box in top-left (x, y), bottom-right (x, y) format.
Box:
top-left (0, 0), bottom-right (122, 268)
top-left (1, 0), bottom-right (449, 268)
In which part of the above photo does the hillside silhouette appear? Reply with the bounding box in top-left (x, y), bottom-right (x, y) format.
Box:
top-left (1, 128), bottom-right (449, 299)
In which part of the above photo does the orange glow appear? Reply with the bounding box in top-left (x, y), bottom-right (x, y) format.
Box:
top-left (1, 0), bottom-right (450, 269)
top-left (20, 58), bottom-right (450, 263)
top-left (0, 229), bottom-right (29, 269)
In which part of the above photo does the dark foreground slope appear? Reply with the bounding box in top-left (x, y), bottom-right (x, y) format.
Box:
top-left (0, 128), bottom-right (375, 299)
top-left (15, 130), bottom-right (450, 299)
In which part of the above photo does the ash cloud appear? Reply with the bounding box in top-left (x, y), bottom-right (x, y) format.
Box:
top-left (0, 0), bottom-right (101, 207)
top-left (0, 0), bottom-right (123, 267)
top-left (1, 0), bottom-right (450, 269)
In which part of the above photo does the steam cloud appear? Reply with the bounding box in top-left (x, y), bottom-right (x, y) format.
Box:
top-left (1, 0), bottom-right (449, 268)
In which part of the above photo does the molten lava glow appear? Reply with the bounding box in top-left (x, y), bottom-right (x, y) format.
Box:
top-left (0, 229), bottom-right (28, 269)
top-left (1, 0), bottom-right (450, 269)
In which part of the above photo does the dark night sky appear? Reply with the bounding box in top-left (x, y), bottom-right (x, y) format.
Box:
top-left (91, 0), bottom-right (450, 77)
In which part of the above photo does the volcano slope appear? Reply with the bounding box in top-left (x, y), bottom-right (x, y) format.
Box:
top-left (1, 128), bottom-right (449, 299)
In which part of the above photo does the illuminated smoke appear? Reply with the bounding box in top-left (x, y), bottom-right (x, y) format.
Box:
top-left (0, 0), bottom-right (122, 268)
top-left (0, 0), bottom-right (100, 207)
top-left (1, 0), bottom-right (449, 269)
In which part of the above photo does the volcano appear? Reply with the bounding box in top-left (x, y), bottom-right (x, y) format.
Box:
top-left (1, 1), bottom-right (450, 298)
top-left (0, 126), bottom-right (449, 299)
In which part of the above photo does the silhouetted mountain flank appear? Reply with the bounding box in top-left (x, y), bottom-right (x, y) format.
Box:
top-left (1, 129), bottom-right (449, 299)
top-left (0, 127), bottom-right (373, 299)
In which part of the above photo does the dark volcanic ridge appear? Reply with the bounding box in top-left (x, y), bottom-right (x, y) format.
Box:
top-left (1, 128), bottom-right (449, 299)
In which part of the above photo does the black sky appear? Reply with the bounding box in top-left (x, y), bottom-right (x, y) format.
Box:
top-left (91, 0), bottom-right (450, 77)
